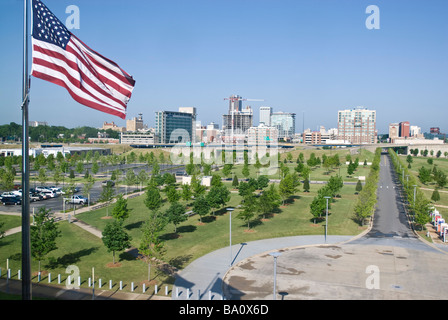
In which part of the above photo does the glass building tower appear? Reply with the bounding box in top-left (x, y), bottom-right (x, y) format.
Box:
top-left (155, 110), bottom-right (194, 144)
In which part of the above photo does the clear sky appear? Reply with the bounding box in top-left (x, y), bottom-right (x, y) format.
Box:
top-left (1, 0), bottom-right (447, 134)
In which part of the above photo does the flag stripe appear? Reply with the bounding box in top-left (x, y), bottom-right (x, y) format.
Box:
top-left (32, 40), bottom-right (128, 110)
top-left (71, 35), bottom-right (135, 88)
top-left (67, 38), bottom-right (134, 98)
top-left (31, 70), bottom-right (127, 119)
top-left (31, 62), bottom-right (125, 116)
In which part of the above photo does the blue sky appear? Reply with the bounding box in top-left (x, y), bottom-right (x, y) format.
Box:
top-left (1, 0), bottom-right (447, 134)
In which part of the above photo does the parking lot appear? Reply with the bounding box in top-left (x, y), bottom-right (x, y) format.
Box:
top-left (0, 181), bottom-right (142, 215)
top-left (0, 162), bottom-right (187, 214)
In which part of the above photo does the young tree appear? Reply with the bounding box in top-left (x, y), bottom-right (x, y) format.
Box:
top-left (166, 185), bottom-right (180, 204)
top-left (206, 185), bottom-right (230, 215)
top-left (258, 184), bottom-right (281, 219)
top-left (192, 195), bottom-right (210, 223)
top-left (431, 189), bottom-right (440, 202)
top-left (237, 193), bottom-right (258, 229)
top-left (145, 185), bottom-right (162, 212)
top-left (418, 166), bottom-right (432, 184)
top-left (111, 194), bottom-right (131, 222)
top-left (242, 164), bottom-right (250, 178)
top-left (279, 173), bottom-right (296, 205)
top-left (303, 178), bottom-right (310, 192)
top-left (99, 182), bottom-right (115, 216)
top-left (181, 183), bottom-right (193, 202)
top-left (166, 201), bottom-right (187, 233)
top-left (102, 220), bottom-right (132, 265)
top-left (355, 179), bottom-right (363, 194)
top-left (30, 207), bottom-right (61, 274)
top-left (232, 175), bottom-right (239, 188)
top-left (139, 211), bottom-right (167, 281)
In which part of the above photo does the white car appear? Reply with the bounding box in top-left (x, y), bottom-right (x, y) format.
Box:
top-left (1, 192), bottom-right (16, 199)
top-left (36, 186), bottom-right (51, 192)
top-left (48, 187), bottom-right (62, 194)
top-left (40, 190), bottom-right (59, 198)
top-left (66, 195), bottom-right (88, 205)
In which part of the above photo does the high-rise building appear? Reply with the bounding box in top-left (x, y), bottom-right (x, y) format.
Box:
top-left (155, 109), bottom-right (194, 144)
top-left (337, 107), bottom-right (377, 144)
top-left (222, 106), bottom-right (253, 136)
top-left (389, 123), bottom-right (399, 142)
top-left (259, 106), bottom-right (272, 126)
top-left (271, 112), bottom-right (296, 140)
top-left (399, 121), bottom-right (410, 138)
top-left (247, 124), bottom-right (278, 146)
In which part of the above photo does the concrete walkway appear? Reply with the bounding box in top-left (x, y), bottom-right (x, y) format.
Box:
top-left (171, 235), bottom-right (355, 300)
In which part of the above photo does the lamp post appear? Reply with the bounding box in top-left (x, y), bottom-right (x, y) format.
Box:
top-left (324, 196), bottom-right (331, 243)
top-left (227, 207), bottom-right (234, 267)
top-left (406, 175), bottom-right (409, 189)
top-left (269, 252), bottom-right (282, 300)
top-left (413, 185), bottom-right (417, 222)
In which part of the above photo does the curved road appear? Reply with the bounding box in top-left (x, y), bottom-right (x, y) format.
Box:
top-left (172, 153), bottom-right (448, 300)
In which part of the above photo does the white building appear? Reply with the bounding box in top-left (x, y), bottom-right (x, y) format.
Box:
top-left (247, 124), bottom-right (278, 146)
top-left (259, 106), bottom-right (272, 126)
top-left (337, 107), bottom-right (377, 144)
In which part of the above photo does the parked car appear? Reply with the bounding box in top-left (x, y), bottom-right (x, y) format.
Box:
top-left (66, 195), bottom-right (88, 205)
top-left (30, 192), bottom-right (43, 202)
top-left (102, 180), bottom-right (115, 187)
top-left (1, 192), bottom-right (17, 199)
top-left (47, 186), bottom-right (63, 194)
top-left (36, 186), bottom-right (51, 192)
top-left (40, 190), bottom-right (59, 198)
top-left (1, 196), bottom-right (21, 205)
top-left (39, 192), bottom-right (51, 200)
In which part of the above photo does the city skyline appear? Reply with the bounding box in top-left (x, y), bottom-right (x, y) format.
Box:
top-left (1, 0), bottom-right (447, 134)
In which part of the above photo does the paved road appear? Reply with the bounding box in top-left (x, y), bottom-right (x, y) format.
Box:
top-left (173, 153), bottom-right (448, 300)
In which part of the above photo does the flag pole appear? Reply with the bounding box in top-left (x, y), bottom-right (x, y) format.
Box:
top-left (21, 0), bottom-right (32, 300)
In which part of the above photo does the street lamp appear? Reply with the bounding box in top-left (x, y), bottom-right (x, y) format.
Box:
top-left (324, 196), bottom-right (331, 243)
top-left (227, 207), bottom-right (234, 267)
top-left (413, 185), bottom-right (417, 222)
top-left (269, 251), bottom-right (282, 300)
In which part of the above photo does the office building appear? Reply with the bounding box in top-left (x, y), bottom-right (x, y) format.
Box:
top-left (302, 126), bottom-right (337, 144)
top-left (155, 109), bottom-right (194, 144)
top-left (337, 107), bottom-right (377, 144)
top-left (399, 121), bottom-right (410, 138)
top-left (222, 106), bottom-right (253, 138)
top-left (259, 106), bottom-right (272, 126)
top-left (389, 123), bottom-right (399, 142)
top-left (271, 112), bottom-right (296, 140)
top-left (126, 113), bottom-right (147, 132)
top-left (247, 124), bottom-right (278, 146)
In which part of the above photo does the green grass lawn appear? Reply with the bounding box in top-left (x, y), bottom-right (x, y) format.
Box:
top-left (399, 154), bottom-right (448, 220)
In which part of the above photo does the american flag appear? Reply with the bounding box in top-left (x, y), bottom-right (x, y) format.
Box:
top-left (30, 0), bottom-right (135, 119)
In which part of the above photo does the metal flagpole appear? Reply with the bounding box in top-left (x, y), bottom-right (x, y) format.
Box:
top-left (21, 0), bottom-right (32, 300)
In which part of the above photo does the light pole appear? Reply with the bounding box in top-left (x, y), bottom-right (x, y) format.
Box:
top-left (269, 251), bottom-right (281, 300)
top-left (406, 175), bottom-right (409, 189)
top-left (324, 196), bottom-right (331, 243)
top-left (413, 185), bottom-right (417, 222)
top-left (227, 207), bottom-right (234, 267)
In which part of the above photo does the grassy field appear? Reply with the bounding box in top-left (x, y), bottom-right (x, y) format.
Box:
top-left (399, 154), bottom-right (448, 220)
top-left (0, 147), bottom-right (371, 297)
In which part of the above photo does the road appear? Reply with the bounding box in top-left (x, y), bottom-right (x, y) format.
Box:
top-left (219, 153), bottom-right (448, 300)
